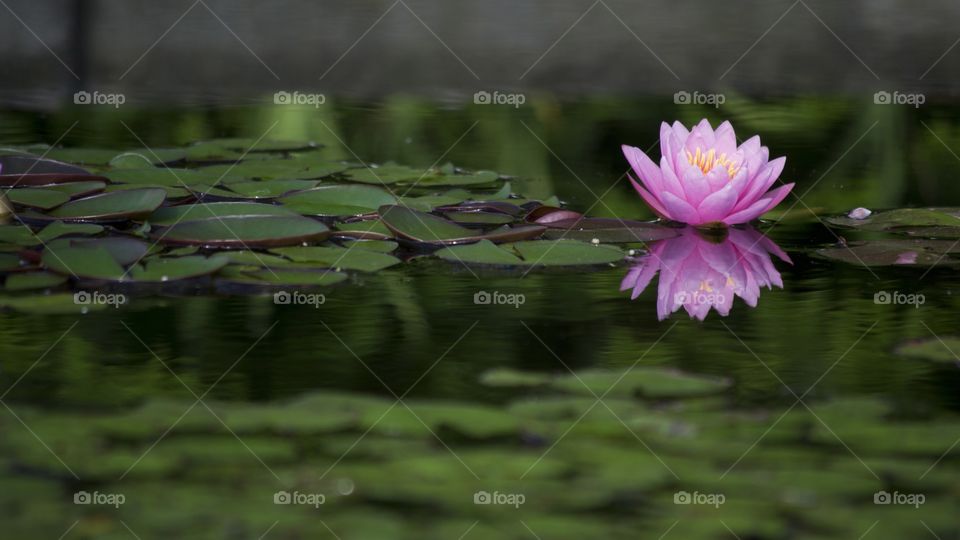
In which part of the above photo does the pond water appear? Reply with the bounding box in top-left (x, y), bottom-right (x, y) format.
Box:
top-left (1, 98), bottom-right (959, 539)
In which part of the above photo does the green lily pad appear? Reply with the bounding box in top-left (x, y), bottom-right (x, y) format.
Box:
top-left (42, 244), bottom-right (125, 279)
top-left (4, 271), bottom-right (68, 291)
top-left (435, 239), bottom-right (525, 265)
top-left (270, 246), bottom-right (400, 272)
top-left (551, 367), bottom-right (731, 398)
top-left (105, 183), bottom-right (192, 199)
top-left (344, 165), bottom-right (432, 185)
top-left (47, 188), bottom-right (166, 222)
top-left (0, 253), bottom-right (22, 271)
top-left (5, 188), bottom-right (69, 210)
top-left (826, 208), bottom-right (960, 232)
top-left (895, 338), bottom-right (960, 364)
top-left (109, 149), bottom-right (187, 168)
top-left (37, 221), bottom-right (104, 242)
top-left (0, 222), bottom-right (103, 247)
top-left (39, 180), bottom-right (106, 198)
top-left (106, 167), bottom-right (224, 187)
top-left (279, 185), bottom-right (398, 216)
top-left (155, 216), bottom-right (330, 248)
top-left (130, 255), bottom-right (230, 282)
top-left (332, 220), bottom-right (394, 240)
top-left (41, 237), bottom-right (148, 279)
top-left (379, 205), bottom-right (542, 246)
top-left (509, 239), bottom-right (625, 266)
top-left (199, 159), bottom-right (349, 181)
top-left (340, 239), bottom-right (398, 253)
top-left (44, 148), bottom-right (122, 166)
top-left (444, 211), bottom-right (514, 225)
top-left (479, 368), bottom-right (553, 387)
top-left (814, 239), bottom-right (960, 267)
top-left (148, 202), bottom-right (299, 226)
top-left (223, 268), bottom-right (348, 286)
top-left (540, 217), bottom-right (679, 243)
top-left (416, 170), bottom-right (500, 187)
top-left (0, 293), bottom-right (108, 314)
top-left (192, 138), bottom-right (318, 154)
top-left (226, 180), bottom-right (319, 198)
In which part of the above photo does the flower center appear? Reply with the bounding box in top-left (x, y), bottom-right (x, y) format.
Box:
top-left (686, 148), bottom-right (739, 178)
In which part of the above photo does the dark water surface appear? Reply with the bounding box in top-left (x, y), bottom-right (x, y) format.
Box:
top-left (2, 98), bottom-right (959, 538)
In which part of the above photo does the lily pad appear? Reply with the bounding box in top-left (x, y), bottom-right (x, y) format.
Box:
top-left (279, 185), bottom-right (397, 216)
top-left (270, 246), bottom-right (400, 272)
top-left (148, 202), bottom-right (299, 226)
top-left (44, 148), bottom-right (122, 166)
top-left (130, 255), bottom-right (230, 282)
top-left (4, 271), bottom-right (68, 291)
top-left (380, 205), bottom-right (543, 246)
top-left (510, 239), bottom-right (625, 266)
top-left (47, 188), bottom-right (166, 222)
top-left (155, 216), bottom-right (330, 248)
top-left (223, 268), bottom-right (348, 286)
top-left (200, 159), bottom-right (349, 181)
top-left (344, 165), bottom-right (432, 185)
top-left (109, 149), bottom-right (187, 168)
top-left (332, 220), bottom-right (394, 240)
top-left (435, 239), bottom-right (525, 265)
top-left (443, 211), bottom-right (514, 226)
top-left (226, 180), bottom-right (319, 198)
top-left (106, 168), bottom-right (224, 187)
top-left (0, 293), bottom-right (108, 314)
top-left (39, 180), bottom-right (106, 198)
top-left (436, 238), bottom-right (624, 267)
top-left (5, 188), bottom-right (70, 210)
top-left (895, 338), bottom-right (960, 364)
top-left (814, 239), bottom-right (960, 267)
top-left (551, 367), bottom-right (731, 398)
top-left (0, 253), bottom-right (22, 271)
top-left (826, 208), bottom-right (960, 232)
top-left (540, 217), bottom-right (679, 243)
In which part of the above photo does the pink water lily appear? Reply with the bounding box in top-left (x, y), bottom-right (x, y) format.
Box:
top-left (622, 119), bottom-right (794, 226)
top-left (621, 227), bottom-right (791, 321)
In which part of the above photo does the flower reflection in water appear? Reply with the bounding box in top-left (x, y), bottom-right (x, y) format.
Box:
top-left (621, 226), bottom-right (791, 320)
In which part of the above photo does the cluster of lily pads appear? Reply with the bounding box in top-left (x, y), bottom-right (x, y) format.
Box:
top-left (0, 139), bottom-right (679, 311)
top-left (2, 364), bottom-right (956, 538)
top-left (820, 207), bottom-right (960, 267)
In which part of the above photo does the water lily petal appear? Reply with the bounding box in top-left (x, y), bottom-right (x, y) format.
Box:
top-left (660, 190), bottom-right (702, 224)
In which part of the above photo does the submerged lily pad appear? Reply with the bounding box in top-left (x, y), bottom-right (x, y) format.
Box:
top-left (47, 188), bottom-right (166, 222)
top-left (155, 216), bottom-right (330, 248)
top-left (279, 185), bottom-right (397, 216)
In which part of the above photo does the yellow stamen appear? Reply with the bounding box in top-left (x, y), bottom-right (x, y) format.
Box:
top-left (685, 147), bottom-right (740, 178)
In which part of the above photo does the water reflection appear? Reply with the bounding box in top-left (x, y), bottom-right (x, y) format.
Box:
top-left (621, 226), bottom-right (791, 320)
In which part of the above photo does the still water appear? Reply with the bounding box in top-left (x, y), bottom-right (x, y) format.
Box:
top-left (1, 98), bottom-right (959, 538)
